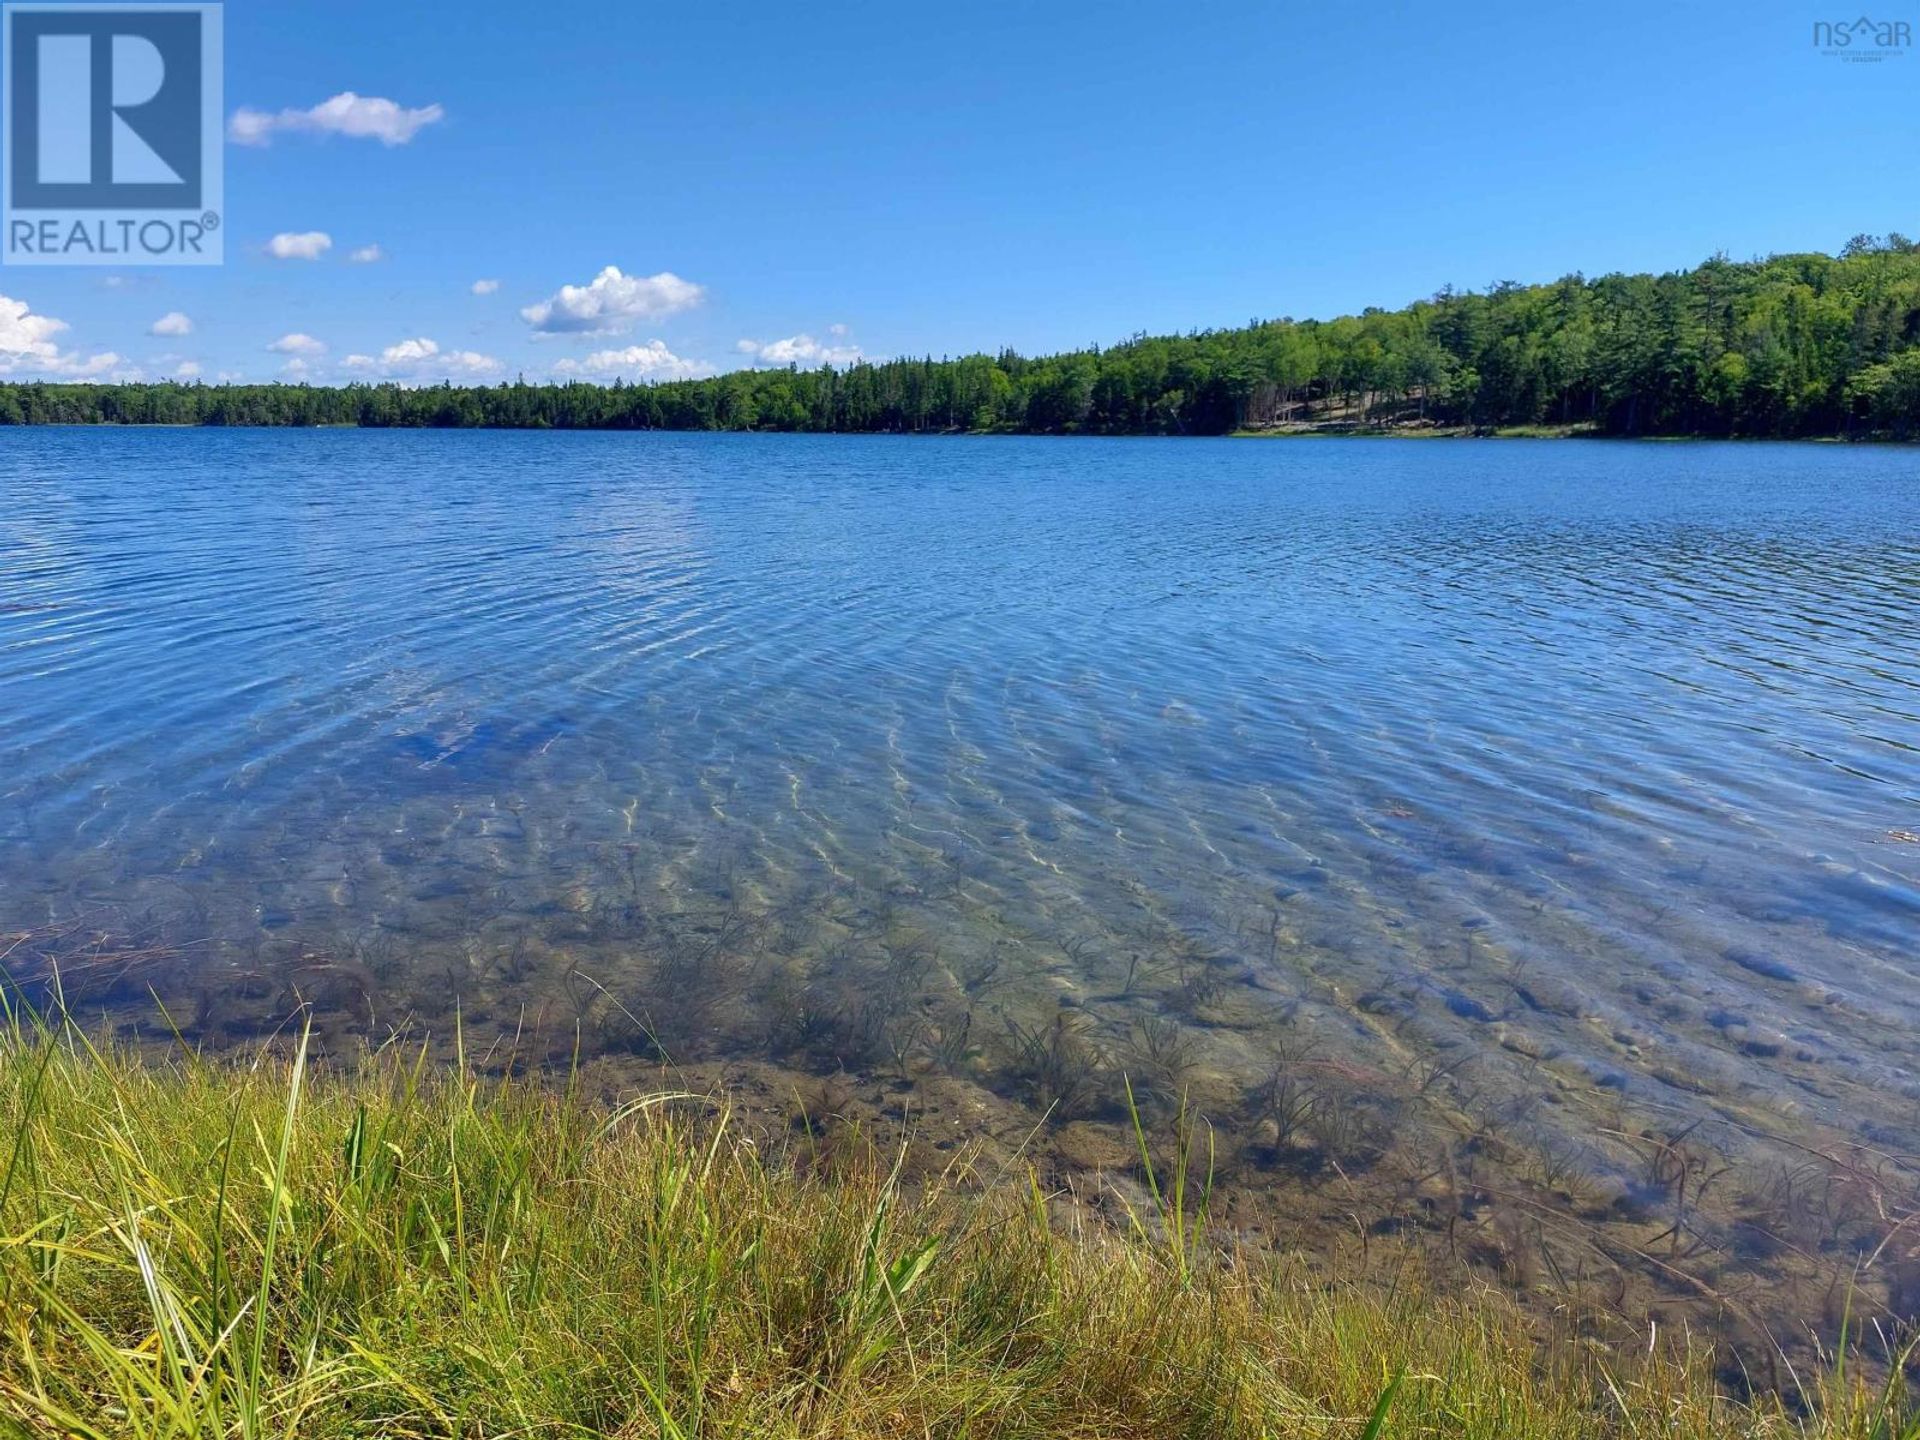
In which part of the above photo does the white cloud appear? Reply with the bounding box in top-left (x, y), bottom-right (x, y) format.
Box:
top-left (828, 322), bottom-right (849, 337)
top-left (736, 333), bottom-right (867, 368)
top-left (430, 351), bottom-right (503, 378)
top-left (341, 354), bottom-right (375, 370)
top-left (471, 278), bottom-right (500, 296)
top-left (0, 294), bottom-right (69, 367)
top-left (347, 243), bottom-right (385, 263)
top-left (229, 92), bottom-right (445, 147)
top-left (83, 360), bottom-right (142, 382)
top-left (521, 266), bottom-right (703, 336)
top-left (266, 231), bottom-right (332, 261)
top-left (381, 337), bottom-right (440, 366)
top-left (370, 336), bottom-right (502, 380)
top-left (268, 332), bottom-right (327, 355)
top-left (281, 358), bottom-right (312, 379)
top-left (149, 311), bottom-right (193, 337)
top-left (173, 360), bottom-right (203, 379)
top-left (552, 341), bottom-right (714, 382)
top-left (0, 293), bottom-right (118, 376)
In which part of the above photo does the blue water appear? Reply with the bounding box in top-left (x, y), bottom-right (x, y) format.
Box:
top-left (2, 429), bottom-right (1918, 1174)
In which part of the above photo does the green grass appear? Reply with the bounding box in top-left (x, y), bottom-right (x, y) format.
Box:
top-left (1, 1013), bottom-right (1916, 1439)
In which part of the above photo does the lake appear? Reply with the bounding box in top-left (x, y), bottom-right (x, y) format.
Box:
top-left (3, 428), bottom-right (1918, 1309)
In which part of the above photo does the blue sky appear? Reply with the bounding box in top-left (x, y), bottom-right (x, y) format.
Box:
top-left (1, 0), bottom-right (1914, 386)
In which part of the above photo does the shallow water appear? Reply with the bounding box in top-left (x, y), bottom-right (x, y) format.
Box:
top-left (3, 430), bottom-right (1918, 1196)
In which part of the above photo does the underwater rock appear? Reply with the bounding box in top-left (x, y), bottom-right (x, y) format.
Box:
top-left (1444, 989), bottom-right (1498, 1022)
top-left (1511, 979), bottom-right (1583, 1018)
top-left (1356, 989), bottom-right (1417, 1020)
top-left (1727, 949), bottom-right (1798, 983)
top-left (1495, 1026), bottom-right (1556, 1061)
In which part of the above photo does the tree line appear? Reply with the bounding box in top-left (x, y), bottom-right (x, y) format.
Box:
top-left (5, 234), bottom-right (1920, 438)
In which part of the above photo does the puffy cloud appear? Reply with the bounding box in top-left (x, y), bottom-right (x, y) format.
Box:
top-left (364, 336), bottom-right (502, 380)
top-left (280, 357), bottom-right (313, 379)
top-left (0, 294), bottom-right (68, 366)
top-left (266, 231), bottom-right (332, 261)
top-left (0, 293), bottom-right (118, 376)
top-left (347, 243), bottom-right (385, 263)
top-left (229, 92), bottom-right (444, 147)
top-left (380, 337), bottom-right (440, 366)
top-left (521, 266), bottom-right (703, 335)
top-left (425, 351), bottom-right (502, 378)
top-left (173, 360), bottom-right (203, 379)
top-left (471, 278), bottom-right (500, 296)
top-left (69, 353), bottom-right (125, 377)
top-left (149, 311), bottom-right (193, 337)
top-left (736, 332), bottom-right (867, 368)
top-left (267, 332), bottom-right (327, 355)
top-left (552, 341), bottom-right (714, 382)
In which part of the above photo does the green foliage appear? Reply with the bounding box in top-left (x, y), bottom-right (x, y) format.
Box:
top-left (1847, 351), bottom-right (1920, 436)
top-left (6, 236), bottom-right (1920, 439)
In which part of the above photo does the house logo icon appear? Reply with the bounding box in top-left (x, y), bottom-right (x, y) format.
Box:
top-left (1812, 13), bottom-right (1912, 59)
top-left (2, 3), bottom-right (223, 265)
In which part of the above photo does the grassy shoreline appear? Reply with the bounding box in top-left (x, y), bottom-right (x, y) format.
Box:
top-left (2, 1020), bottom-right (1916, 1437)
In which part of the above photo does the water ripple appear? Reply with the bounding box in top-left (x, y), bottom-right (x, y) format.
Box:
top-left (2, 429), bottom-right (1918, 1174)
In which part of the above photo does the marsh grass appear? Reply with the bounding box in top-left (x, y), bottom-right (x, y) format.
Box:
top-left (2, 1008), bottom-right (1918, 1439)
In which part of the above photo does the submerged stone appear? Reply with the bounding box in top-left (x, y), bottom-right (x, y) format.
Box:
top-left (1727, 949), bottom-right (1798, 983)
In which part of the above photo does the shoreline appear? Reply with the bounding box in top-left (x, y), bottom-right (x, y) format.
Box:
top-left (4, 1024), bottom-right (1913, 1435)
top-left (0, 418), bottom-right (1909, 443)
top-left (1226, 423), bottom-right (1893, 443)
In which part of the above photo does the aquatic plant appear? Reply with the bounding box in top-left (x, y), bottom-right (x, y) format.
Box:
top-left (999, 1008), bottom-right (1109, 1121)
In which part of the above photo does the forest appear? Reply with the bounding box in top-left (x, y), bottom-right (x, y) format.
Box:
top-left (5, 235), bottom-right (1920, 438)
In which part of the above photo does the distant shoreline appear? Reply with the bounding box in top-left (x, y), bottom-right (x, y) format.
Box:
top-left (1225, 422), bottom-right (1894, 443)
top-left (0, 417), bottom-right (1906, 443)
top-left (12, 241), bottom-right (1920, 439)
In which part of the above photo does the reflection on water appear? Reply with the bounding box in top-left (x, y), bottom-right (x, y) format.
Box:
top-left (3, 428), bottom-right (1919, 1318)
